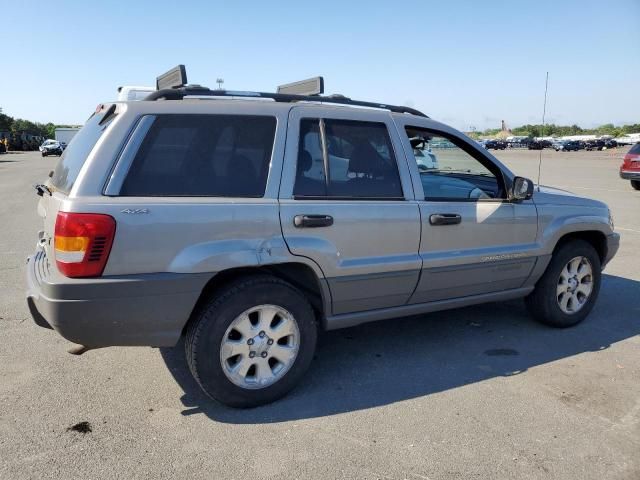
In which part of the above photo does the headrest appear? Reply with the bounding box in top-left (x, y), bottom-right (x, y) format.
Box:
top-left (348, 142), bottom-right (379, 175)
top-left (298, 150), bottom-right (312, 173)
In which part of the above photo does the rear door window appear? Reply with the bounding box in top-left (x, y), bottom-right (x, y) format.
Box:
top-left (293, 118), bottom-right (403, 199)
top-left (120, 115), bottom-right (276, 197)
top-left (50, 112), bottom-right (112, 194)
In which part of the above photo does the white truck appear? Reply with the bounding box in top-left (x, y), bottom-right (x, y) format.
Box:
top-left (54, 128), bottom-right (80, 145)
top-left (117, 86), bottom-right (155, 101)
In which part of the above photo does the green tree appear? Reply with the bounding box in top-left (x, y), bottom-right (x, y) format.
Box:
top-left (44, 123), bottom-right (56, 139)
top-left (0, 113), bottom-right (13, 131)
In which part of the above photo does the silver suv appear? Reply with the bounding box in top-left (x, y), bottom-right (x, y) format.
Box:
top-left (27, 67), bottom-right (619, 407)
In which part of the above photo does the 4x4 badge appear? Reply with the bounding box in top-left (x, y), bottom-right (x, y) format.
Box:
top-left (121, 208), bottom-right (149, 214)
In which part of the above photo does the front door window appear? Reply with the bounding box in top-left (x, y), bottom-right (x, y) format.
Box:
top-left (405, 127), bottom-right (505, 201)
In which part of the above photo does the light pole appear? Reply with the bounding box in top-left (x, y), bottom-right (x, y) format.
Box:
top-left (216, 78), bottom-right (224, 90)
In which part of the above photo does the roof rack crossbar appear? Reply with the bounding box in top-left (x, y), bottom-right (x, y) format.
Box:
top-left (144, 87), bottom-right (428, 117)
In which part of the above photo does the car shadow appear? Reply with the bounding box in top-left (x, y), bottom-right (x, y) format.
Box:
top-left (159, 273), bottom-right (640, 423)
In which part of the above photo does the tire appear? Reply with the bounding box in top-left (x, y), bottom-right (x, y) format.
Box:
top-left (41, 152), bottom-right (46, 157)
top-left (526, 239), bottom-right (601, 328)
top-left (631, 180), bottom-right (640, 191)
top-left (185, 275), bottom-right (317, 407)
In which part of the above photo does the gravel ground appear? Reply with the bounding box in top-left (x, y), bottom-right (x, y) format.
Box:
top-left (0, 147), bottom-right (638, 480)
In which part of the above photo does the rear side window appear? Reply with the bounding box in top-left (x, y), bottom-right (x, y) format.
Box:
top-left (294, 118), bottom-right (403, 199)
top-left (120, 115), bottom-right (276, 197)
top-left (629, 143), bottom-right (640, 155)
top-left (51, 112), bottom-right (111, 194)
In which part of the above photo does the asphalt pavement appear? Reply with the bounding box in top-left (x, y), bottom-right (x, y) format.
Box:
top-left (1, 148), bottom-right (638, 479)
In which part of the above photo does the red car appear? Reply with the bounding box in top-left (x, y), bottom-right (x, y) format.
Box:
top-left (620, 143), bottom-right (640, 191)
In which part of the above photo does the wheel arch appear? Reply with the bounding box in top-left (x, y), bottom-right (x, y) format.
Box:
top-left (552, 230), bottom-right (607, 264)
top-left (183, 262), bottom-right (330, 336)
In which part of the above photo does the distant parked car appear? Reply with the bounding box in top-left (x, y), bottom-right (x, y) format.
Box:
top-left (507, 138), bottom-right (531, 148)
top-left (619, 142), bottom-right (640, 190)
top-left (39, 140), bottom-right (64, 157)
top-left (603, 139), bottom-right (617, 149)
top-left (410, 136), bottom-right (439, 170)
top-left (528, 140), bottom-right (552, 150)
top-left (484, 139), bottom-right (507, 150)
top-left (554, 140), bottom-right (580, 152)
top-left (585, 140), bottom-right (605, 151)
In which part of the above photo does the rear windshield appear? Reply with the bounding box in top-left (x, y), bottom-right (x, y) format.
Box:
top-left (120, 114), bottom-right (277, 197)
top-left (629, 143), bottom-right (640, 155)
top-left (51, 112), bottom-right (112, 194)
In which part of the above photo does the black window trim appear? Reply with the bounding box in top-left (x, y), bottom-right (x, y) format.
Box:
top-left (294, 117), bottom-right (406, 202)
top-left (293, 195), bottom-right (406, 201)
top-left (405, 126), bottom-right (509, 203)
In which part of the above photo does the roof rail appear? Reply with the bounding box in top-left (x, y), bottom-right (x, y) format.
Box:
top-left (144, 87), bottom-right (428, 117)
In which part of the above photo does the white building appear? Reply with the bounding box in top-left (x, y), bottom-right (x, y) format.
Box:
top-left (614, 133), bottom-right (640, 145)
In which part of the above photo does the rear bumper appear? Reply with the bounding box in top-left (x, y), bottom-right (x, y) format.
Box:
top-left (26, 250), bottom-right (211, 347)
top-left (604, 233), bottom-right (620, 267)
top-left (619, 170), bottom-right (640, 180)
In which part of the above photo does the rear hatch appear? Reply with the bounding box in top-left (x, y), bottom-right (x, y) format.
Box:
top-left (37, 105), bottom-right (117, 260)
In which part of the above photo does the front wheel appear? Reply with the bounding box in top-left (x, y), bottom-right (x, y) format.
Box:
top-left (185, 275), bottom-right (317, 407)
top-left (631, 180), bottom-right (640, 191)
top-left (526, 240), bottom-right (601, 328)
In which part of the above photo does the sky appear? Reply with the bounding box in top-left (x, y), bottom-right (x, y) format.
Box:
top-left (1, 0), bottom-right (638, 131)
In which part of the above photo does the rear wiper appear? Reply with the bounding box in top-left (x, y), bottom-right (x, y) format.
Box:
top-left (34, 184), bottom-right (52, 197)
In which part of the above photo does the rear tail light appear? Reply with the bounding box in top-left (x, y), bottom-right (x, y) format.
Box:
top-left (54, 212), bottom-right (116, 277)
top-left (623, 153), bottom-right (639, 168)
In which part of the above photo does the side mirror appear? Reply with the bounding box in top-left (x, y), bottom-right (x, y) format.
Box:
top-left (510, 176), bottom-right (534, 201)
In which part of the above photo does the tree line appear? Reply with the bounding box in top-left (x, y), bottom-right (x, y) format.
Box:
top-left (471, 123), bottom-right (640, 139)
top-left (0, 107), bottom-right (76, 140)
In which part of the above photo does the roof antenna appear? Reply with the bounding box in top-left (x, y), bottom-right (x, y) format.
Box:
top-left (536, 72), bottom-right (549, 191)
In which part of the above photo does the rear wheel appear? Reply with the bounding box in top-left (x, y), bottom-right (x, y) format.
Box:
top-left (526, 240), bottom-right (601, 328)
top-left (631, 180), bottom-right (640, 191)
top-left (185, 275), bottom-right (317, 407)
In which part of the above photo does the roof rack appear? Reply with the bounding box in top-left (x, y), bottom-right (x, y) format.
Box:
top-left (145, 87), bottom-right (427, 117)
top-left (144, 66), bottom-right (428, 117)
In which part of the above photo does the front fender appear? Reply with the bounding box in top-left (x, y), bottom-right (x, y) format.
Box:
top-left (537, 205), bottom-right (612, 256)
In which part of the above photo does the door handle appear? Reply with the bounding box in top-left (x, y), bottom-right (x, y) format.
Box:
top-left (429, 213), bottom-right (461, 226)
top-left (293, 214), bottom-right (334, 228)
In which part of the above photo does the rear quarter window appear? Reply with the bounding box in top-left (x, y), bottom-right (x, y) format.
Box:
top-left (51, 112), bottom-right (112, 194)
top-left (120, 114), bottom-right (277, 197)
